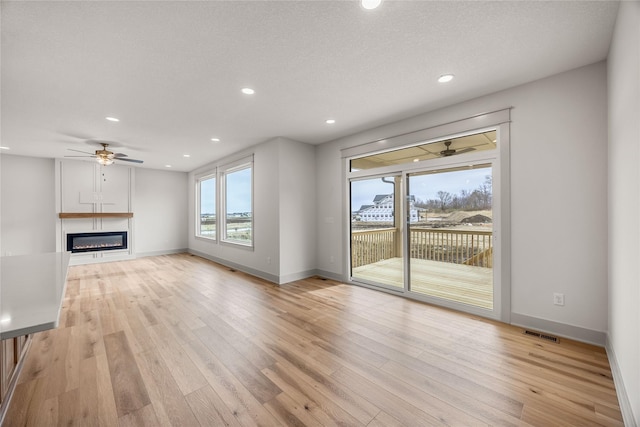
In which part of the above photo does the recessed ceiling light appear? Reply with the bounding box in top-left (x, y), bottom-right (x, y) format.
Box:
top-left (165, 165), bottom-right (172, 168)
top-left (0, 146), bottom-right (10, 150)
top-left (183, 154), bottom-right (191, 158)
top-left (105, 117), bottom-right (120, 122)
top-left (361, 0), bottom-right (382, 9)
top-left (241, 88), bottom-right (255, 95)
top-left (438, 74), bottom-right (454, 83)
top-left (413, 158), bottom-right (420, 162)
top-left (211, 138), bottom-right (220, 143)
top-left (325, 119), bottom-right (336, 124)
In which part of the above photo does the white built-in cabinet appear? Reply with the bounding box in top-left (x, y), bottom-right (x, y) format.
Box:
top-left (56, 159), bottom-right (135, 263)
top-left (60, 160), bottom-right (132, 213)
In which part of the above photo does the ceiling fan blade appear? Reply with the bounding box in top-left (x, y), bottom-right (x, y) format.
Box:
top-left (116, 157), bottom-right (144, 164)
top-left (113, 153), bottom-right (128, 158)
top-left (64, 155), bottom-right (95, 158)
top-left (456, 147), bottom-right (476, 154)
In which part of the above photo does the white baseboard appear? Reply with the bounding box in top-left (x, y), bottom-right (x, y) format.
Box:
top-left (188, 249), bottom-right (280, 284)
top-left (510, 312), bottom-right (606, 346)
top-left (313, 269), bottom-right (344, 283)
top-left (605, 334), bottom-right (638, 427)
top-left (188, 250), bottom-right (322, 285)
top-left (278, 270), bottom-right (318, 285)
top-left (135, 248), bottom-right (188, 258)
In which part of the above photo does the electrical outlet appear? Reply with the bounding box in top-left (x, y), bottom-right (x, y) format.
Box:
top-left (329, 255), bottom-right (335, 264)
top-left (553, 293), bottom-right (565, 306)
top-left (266, 256), bottom-right (271, 265)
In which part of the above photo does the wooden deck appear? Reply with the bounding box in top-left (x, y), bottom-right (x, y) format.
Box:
top-left (353, 257), bottom-right (493, 309)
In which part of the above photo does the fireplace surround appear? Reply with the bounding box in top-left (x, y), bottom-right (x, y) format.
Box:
top-left (66, 231), bottom-right (128, 253)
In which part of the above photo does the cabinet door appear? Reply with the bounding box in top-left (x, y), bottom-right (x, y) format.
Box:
top-left (61, 160), bottom-right (98, 213)
top-left (100, 165), bottom-right (131, 213)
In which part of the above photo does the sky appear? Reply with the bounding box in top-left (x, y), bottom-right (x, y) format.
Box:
top-left (200, 167), bottom-right (252, 214)
top-left (201, 165), bottom-right (490, 215)
top-left (351, 166), bottom-right (491, 210)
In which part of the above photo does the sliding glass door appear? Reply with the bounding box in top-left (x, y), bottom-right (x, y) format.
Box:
top-left (407, 164), bottom-right (494, 309)
top-left (350, 175), bottom-right (404, 290)
top-left (346, 119), bottom-right (508, 320)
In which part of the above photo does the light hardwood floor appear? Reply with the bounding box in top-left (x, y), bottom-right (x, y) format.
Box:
top-left (5, 253), bottom-right (622, 426)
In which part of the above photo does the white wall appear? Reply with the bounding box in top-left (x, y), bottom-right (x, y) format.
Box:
top-left (316, 61), bottom-right (609, 341)
top-left (0, 154), bottom-right (188, 260)
top-left (189, 140), bottom-right (282, 281)
top-left (188, 137), bottom-right (316, 284)
top-left (1, 155), bottom-right (56, 255)
top-left (608, 1), bottom-right (640, 424)
top-left (135, 168), bottom-right (189, 256)
top-left (278, 138), bottom-right (317, 282)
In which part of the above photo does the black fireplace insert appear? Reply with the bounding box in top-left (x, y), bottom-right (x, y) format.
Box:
top-left (66, 231), bottom-right (128, 253)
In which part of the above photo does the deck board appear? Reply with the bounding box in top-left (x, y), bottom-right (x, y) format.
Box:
top-left (353, 257), bottom-right (493, 309)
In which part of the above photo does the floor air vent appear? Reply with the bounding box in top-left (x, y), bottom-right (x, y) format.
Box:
top-left (523, 329), bottom-right (559, 343)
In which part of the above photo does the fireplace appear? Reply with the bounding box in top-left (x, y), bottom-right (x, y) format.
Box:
top-left (66, 231), bottom-right (128, 253)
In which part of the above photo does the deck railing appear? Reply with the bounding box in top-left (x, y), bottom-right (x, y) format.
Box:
top-left (350, 228), bottom-right (397, 268)
top-left (351, 227), bottom-right (493, 268)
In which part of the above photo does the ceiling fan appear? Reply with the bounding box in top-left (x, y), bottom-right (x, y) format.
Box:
top-left (65, 142), bottom-right (143, 165)
top-left (439, 140), bottom-right (475, 157)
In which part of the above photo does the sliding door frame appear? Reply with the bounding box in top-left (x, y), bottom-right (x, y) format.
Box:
top-left (342, 109), bottom-right (511, 322)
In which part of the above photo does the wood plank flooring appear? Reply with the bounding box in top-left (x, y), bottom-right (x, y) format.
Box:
top-left (353, 257), bottom-right (493, 309)
top-left (5, 253), bottom-right (622, 426)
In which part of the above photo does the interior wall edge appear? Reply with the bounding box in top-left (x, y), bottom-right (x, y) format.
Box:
top-left (606, 333), bottom-right (639, 427)
top-left (313, 269), bottom-right (344, 283)
top-left (278, 269), bottom-right (318, 285)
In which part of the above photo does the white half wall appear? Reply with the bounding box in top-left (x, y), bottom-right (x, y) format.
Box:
top-left (316, 61), bottom-right (608, 341)
top-left (1, 155), bottom-right (56, 255)
top-left (135, 168), bottom-right (189, 256)
top-left (607, 1), bottom-right (640, 425)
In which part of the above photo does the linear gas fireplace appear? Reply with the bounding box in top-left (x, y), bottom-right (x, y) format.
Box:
top-left (66, 231), bottom-right (128, 253)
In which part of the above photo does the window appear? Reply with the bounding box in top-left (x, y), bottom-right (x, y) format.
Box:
top-left (196, 173), bottom-right (216, 240)
top-left (221, 158), bottom-right (253, 246)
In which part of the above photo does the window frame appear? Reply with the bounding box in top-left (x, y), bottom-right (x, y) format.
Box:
top-left (220, 156), bottom-right (254, 248)
top-left (195, 170), bottom-right (217, 241)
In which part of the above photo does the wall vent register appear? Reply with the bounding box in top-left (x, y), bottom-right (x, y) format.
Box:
top-left (66, 231), bottom-right (128, 253)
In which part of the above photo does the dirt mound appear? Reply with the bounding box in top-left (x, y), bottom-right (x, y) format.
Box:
top-left (445, 210), bottom-right (492, 223)
top-left (461, 214), bottom-right (492, 224)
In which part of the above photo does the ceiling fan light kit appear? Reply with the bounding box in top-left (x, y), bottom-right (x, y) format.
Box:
top-left (65, 142), bottom-right (144, 165)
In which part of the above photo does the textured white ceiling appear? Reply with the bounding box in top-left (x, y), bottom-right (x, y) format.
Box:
top-left (1, 1), bottom-right (619, 171)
